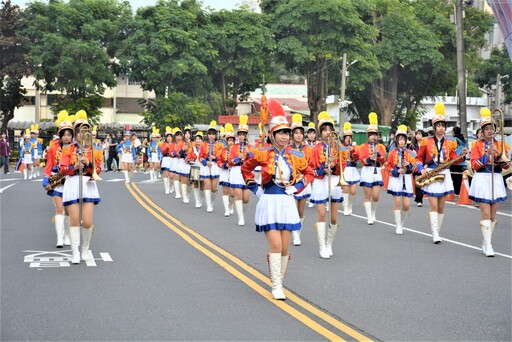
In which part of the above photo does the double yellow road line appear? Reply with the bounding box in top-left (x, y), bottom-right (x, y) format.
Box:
top-left (126, 183), bottom-right (374, 342)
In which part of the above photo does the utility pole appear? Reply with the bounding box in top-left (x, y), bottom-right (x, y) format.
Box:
top-left (455, 0), bottom-right (468, 137)
top-left (339, 53), bottom-right (347, 132)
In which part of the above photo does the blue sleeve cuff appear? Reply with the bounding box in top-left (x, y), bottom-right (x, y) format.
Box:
top-left (391, 168), bottom-right (399, 177)
top-left (42, 177), bottom-right (50, 187)
top-left (480, 154), bottom-right (489, 164)
top-left (201, 159), bottom-right (207, 166)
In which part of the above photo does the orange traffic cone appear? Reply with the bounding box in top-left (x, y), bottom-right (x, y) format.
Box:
top-left (446, 192), bottom-right (455, 201)
top-left (457, 172), bottom-right (473, 205)
top-left (19, 163), bottom-right (25, 172)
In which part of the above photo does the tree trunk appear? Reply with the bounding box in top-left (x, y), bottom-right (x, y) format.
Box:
top-left (307, 59), bottom-right (327, 125)
top-left (371, 65), bottom-right (398, 126)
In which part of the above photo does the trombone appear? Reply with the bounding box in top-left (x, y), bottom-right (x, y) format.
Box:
top-left (490, 108), bottom-right (510, 202)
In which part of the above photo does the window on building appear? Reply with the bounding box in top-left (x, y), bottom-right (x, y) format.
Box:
top-left (22, 96), bottom-right (36, 105)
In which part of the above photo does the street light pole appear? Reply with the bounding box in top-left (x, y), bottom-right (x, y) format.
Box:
top-left (455, 0), bottom-right (468, 137)
top-left (339, 53), bottom-right (347, 132)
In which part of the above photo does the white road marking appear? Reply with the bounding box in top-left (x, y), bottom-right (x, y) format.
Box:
top-left (104, 179), bottom-right (126, 182)
top-left (0, 178), bottom-right (20, 182)
top-left (23, 250), bottom-right (113, 267)
top-left (100, 253), bottom-right (113, 261)
top-left (445, 201), bottom-right (512, 217)
top-left (348, 212), bottom-right (512, 259)
top-left (0, 182), bottom-right (18, 193)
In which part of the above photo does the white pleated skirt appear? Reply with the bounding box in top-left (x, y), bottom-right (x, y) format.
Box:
top-left (255, 193), bottom-right (301, 232)
top-left (359, 166), bottom-right (383, 187)
top-left (149, 152), bottom-right (160, 163)
top-left (177, 159), bottom-right (190, 176)
top-left (63, 175), bottom-right (101, 206)
top-left (469, 172), bottom-right (507, 204)
top-left (161, 156), bottom-right (172, 171)
top-left (293, 183), bottom-right (312, 200)
top-left (343, 166), bottom-right (360, 184)
top-left (23, 154), bottom-right (33, 164)
top-left (121, 153), bottom-right (133, 163)
top-left (310, 176), bottom-right (343, 204)
top-left (229, 166), bottom-right (246, 189)
top-left (387, 173), bottom-right (414, 197)
top-left (219, 168), bottom-right (230, 186)
top-left (169, 158), bottom-right (179, 173)
top-left (421, 168), bottom-right (454, 197)
top-left (199, 163), bottom-right (220, 179)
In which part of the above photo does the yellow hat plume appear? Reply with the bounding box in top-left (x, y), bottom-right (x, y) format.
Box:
top-left (368, 112), bottom-right (378, 125)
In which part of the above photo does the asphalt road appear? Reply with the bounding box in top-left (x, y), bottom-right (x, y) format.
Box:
top-left (1, 171), bottom-right (511, 341)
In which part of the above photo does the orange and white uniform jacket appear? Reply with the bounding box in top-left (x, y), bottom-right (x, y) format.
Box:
top-left (386, 147), bottom-right (417, 177)
top-left (470, 139), bottom-right (510, 173)
top-left (199, 140), bottom-right (224, 166)
top-left (228, 142), bottom-right (256, 167)
top-left (308, 141), bottom-right (345, 179)
top-left (58, 143), bottom-right (102, 177)
top-left (358, 142), bottom-right (386, 168)
top-left (415, 136), bottom-right (459, 172)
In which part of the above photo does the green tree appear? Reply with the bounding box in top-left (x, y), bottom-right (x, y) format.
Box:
top-left (21, 0), bottom-right (132, 122)
top-left (207, 9), bottom-right (275, 114)
top-left (474, 46), bottom-right (512, 106)
top-left (0, 0), bottom-right (30, 130)
top-left (261, 0), bottom-right (379, 123)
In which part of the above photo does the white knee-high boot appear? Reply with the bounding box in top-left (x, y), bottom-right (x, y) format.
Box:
top-left (204, 189), bottom-right (213, 212)
top-left (163, 178), bottom-right (170, 194)
top-left (480, 219), bottom-right (494, 257)
top-left (438, 213), bottom-right (445, 236)
top-left (29, 168), bottom-right (33, 179)
top-left (69, 226), bottom-right (80, 264)
top-left (429, 211), bottom-right (441, 243)
top-left (326, 223), bottom-right (339, 257)
top-left (81, 227), bottom-right (93, 261)
top-left (124, 170), bottom-right (130, 183)
top-left (229, 196), bottom-right (234, 214)
top-left (267, 253), bottom-right (285, 300)
top-left (342, 194), bottom-right (350, 216)
top-left (222, 195), bottom-right (230, 216)
top-left (371, 201), bottom-right (378, 222)
top-left (181, 183), bottom-right (189, 204)
top-left (348, 194), bottom-right (355, 214)
top-left (54, 214), bottom-right (65, 248)
top-left (364, 202), bottom-right (373, 225)
top-left (394, 210), bottom-right (403, 235)
top-left (23, 168), bottom-right (27, 179)
top-left (235, 200), bottom-right (244, 226)
top-left (292, 218), bottom-right (303, 246)
top-left (64, 216), bottom-right (70, 246)
top-left (168, 178), bottom-right (174, 193)
top-left (194, 188), bottom-right (202, 208)
top-left (281, 255), bottom-right (289, 280)
top-left (314, 222), bottom-right (329, 259)
top-left (401, 209), bottom-right (409, 231)
top-left (174, 180), bottom-right (181, 199)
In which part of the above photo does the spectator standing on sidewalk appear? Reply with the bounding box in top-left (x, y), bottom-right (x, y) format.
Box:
top-left (0, 132), bottom-right (12, 174)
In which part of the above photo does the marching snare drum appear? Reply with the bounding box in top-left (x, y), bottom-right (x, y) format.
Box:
top-left (189, 164), bottom-right (201, 183)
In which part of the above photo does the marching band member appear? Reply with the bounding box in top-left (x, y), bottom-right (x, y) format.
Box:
top-left (177, 126), bottom-right (192, 204)
top-left (305, 122), bottom-right (317, 146)
top-left (170, 127), bottom-right (183, 199)
top-left (199, 121), bottom-right (222, 213)
top-left (228, 115), bottom-right (255, 226)
top-left (42, 111), bottom-right (72, 248)
top-left (160, 127), bottom-right (174, 194)
top-left (469, 108), bottom-right (510, 257)
top-left (288, 113), bottom-right (313, 246)
top-left (415, 103), bottom-right (467, 244)
top-left (147, 127), bottom-right (162, 182)
top-left (309, 112), bottom-right (343, 259)
top-left (218, 124), bottom-right (235, 216)
top-left (117, 129), bottom-right (136, 183)
top-left (29, 124), bottom-right (43, 177)
top-left (21, 129), bottom-right (34, 180)
top-left (358, 113), bottom-right (386, 225)
top-left (186, 131), bottom-right (204, 208)
top-left (60, 110), bottom-right (102, 264)
top-left (386, 125), bottom-right (416, 235)
top-left (241, 101), bottom-right (314, 300)
top-left (341, 122), bottom-right (360, 216)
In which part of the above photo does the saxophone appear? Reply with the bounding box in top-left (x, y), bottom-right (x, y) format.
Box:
top-left (415, 152), bottom-right (468, 187)
top-left (49, 173), bottom-right (66, 189)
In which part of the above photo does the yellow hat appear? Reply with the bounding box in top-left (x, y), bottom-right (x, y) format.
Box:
top-left (432, 103), bottom-right (446, 125)
top-left (25, 128), bottom-right (30, 137)
top-left (480, 108), bottom-right (492, 129)
top-left (290, 113), bottom-right (303, 131)
top-left (173, 127), bottom-right (182, 135)
top-left (92, 125), bottom-right (98, 135)
top-left (165, 126), bottom-right (173, 137)
top-left (306, 122), bottom-right (316, 132)
top-left (194, 131), bottom-right (204, 139)
top-left (343, 122), bottom-right (352, 136)
top-left (30, 124), bottom-right (39, 134)
top-left (396, 124), bottom-right (408, 137)
top-left (55, 110), bottom-right (73, 135)
top-left (73, 110), bottom-right (89, 128)
top-left (151, 126), bottom-right (160, 138)
top-left (183, 125), bottom-right (191, 132)
top-left (219, 126), bottom-right (226, 137)
top-left (237, 115), bottom-right (249, 133)
top-left (317, 111), bottom-right (334, 130)
top-left (208, 120), bottom-right (218, 132)
top-left (225, 123), bottom-right (235, 139)
top-left (366, 112), bottom-right (379, 133)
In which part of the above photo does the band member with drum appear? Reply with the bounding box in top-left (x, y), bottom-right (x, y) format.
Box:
top-left (241, 100), bottom-right (314, 300)
top-left (386, 125), bottom-right (416, 235)
top-left (340, 122), bottom-right (360, 216)
top-left (218, 124), bottom-right (235, 217)
top-left (186, 131), bottom-right (204, 208)
top-left (359, 113), bottom-right (386, 225)
top-left (21, 130), bottom-right (35, 180)
top-left (415, 103), bottom-right (468, 244)
top-left (309, 112), bottom-right (344, 259)
top-left (469, 108), bottom-right (510, 256)
top-left (198, 121), bottom-right (222, 213)
top-left (29, 124), bottom-right (43, 178)
top-left (42, 111), bottom-right (72, 248)
top-left (288, 113), bottom-right (313, 246)
top-left (147, 127), bottom-right (162, 182)
top-left (60, 110), bottom-right (102, 264)
top-left (117, 129), bottom-right (136, 183)
top-left (228, 115), bottom-right (255, 226)
top-left (160, 127), bottom-right (174, 194)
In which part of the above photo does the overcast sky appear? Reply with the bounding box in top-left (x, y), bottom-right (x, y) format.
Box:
top-left (11, 0), bottom-right (241, 11)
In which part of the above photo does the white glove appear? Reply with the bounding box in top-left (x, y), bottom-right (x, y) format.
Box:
top-left (256, 186), bottom-right (264, 198)
top-left (285, 186), bottom-right (296, 195)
